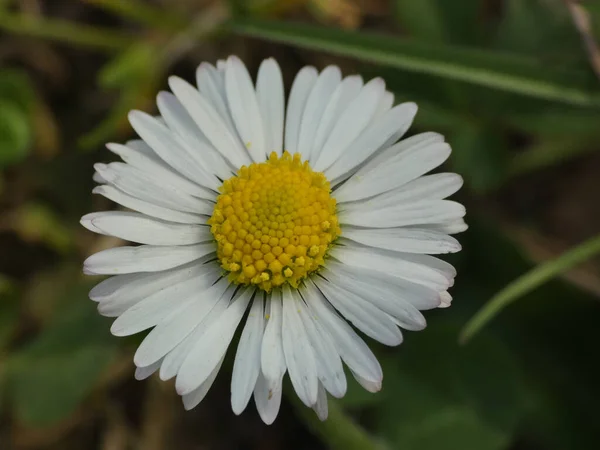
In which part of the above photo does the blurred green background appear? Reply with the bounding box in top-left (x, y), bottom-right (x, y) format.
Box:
top-left (1, 0), bottom-right (600, 449)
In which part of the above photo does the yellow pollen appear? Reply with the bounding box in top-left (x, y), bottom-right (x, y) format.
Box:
top-left (209, 151), bottom-right (341, 292)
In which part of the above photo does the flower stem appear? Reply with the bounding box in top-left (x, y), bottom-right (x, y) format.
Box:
top-left (0, 11), bottom-right (134, 50)
top-left (460, 232), bottom-right (600, 344)
top-left (289, 394), bottom-right (387, 450)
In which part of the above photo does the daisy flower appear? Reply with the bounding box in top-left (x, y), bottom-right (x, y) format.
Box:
top-left (81, 56), bottom-right (466, 424)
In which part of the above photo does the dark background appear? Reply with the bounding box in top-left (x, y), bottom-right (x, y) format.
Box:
top-left (1, 0), bottom-right (600, 449)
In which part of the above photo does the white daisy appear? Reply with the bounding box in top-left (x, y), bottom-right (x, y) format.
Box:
top-left (81, 55), bottom-right (466, 424)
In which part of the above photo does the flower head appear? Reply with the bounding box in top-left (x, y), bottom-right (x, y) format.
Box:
top-left (82, 56), bottom-right (466, 424)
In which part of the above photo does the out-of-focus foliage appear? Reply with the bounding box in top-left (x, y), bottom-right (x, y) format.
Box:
top-left (0, 70), bottom-right (35, 167)
top-left (0, 0), bottom-right (599, 449)
top-left (4, 288), bottom-right (117, 426)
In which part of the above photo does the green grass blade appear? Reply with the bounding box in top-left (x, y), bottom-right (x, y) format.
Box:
top-left (460, 233), bottom-right (600, 344)
top-left (230, 18), bottom-right (600, 107)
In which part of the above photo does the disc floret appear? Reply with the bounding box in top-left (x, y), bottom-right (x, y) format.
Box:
top-left (209, 151), bottom-right (341, 291)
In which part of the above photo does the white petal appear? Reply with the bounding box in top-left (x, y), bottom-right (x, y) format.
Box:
top-left (92, 260), bottom-right (213, 316)
top-left (322, 266), bottom-right (426, 331)
top-left (83, 243), bottom-right (215, 275)
top-left (341, 227), bottom-right (461, 254)
top-left (81, 211), bottom-right (211, 245)
top-left (325, 103), bottom-right (418, 182)
top-left (310, 75), bottom-right (363, 165)
top-left (165, 282), bottom-right (233, 381)
top-left (253, 372), bottom-right (283, 425)
top-left (231, 295), bottom-right (265, 415)
top-left (134, 359), bottom-right (162, 380)
top-left (256, 58), bottom-right (284, 156)
top-left (342, 240), bottom-right (456, 279)
top-left (176, 287), bottom-right (253, 395)
top-left (296, 294), bottom-right (347, 398)
top-left (312, 383), bottom-right (329, 421)
top-left (331, 244), bottom-right (451, 291)
top-left (196, 62), bottom-right (237, 134)
top-left (125, 139), bottom-right (159, 159)
top-left (314, 77), bottom-right (386, 172)
top-left (326, 260), bottom-right (441, 310)
top-left (342, 173), bottom-right (463, 212)
top-left (352, 132), bottom-right (444, 178)
top-left (296, 65), bottom-right (342, 161)
top-left (260, 290), bottom-right (286, 390)
top-left (106, 142), bottom-right (210, 198)
top-left (133, 278), bottom-right (230, 367)
top-left (375, 91), bottom-right (394, 119)
top-left (352, 371), bottom-right (381, 393)
top-left (109, 267), bottom-right (220, 336)
top-left (282, 286), bottom-right (318, 407)
top-left (93, 185), bottom-right (208, 223)
top-left (90, 260), bottom-right (209, 302)
top-left (128, 111), bottom-right (220, 190)
top-left (94, 162), bottom-right (214, 211)
top-left (339, 199), bottom-right (466, 229)
top-left (302, 281), bottom-right (382, 384)
top-left (225, 55), bottom-right (265, 162)
top-left (335, 142), bottom-right (452, 202)
top-left (439, 291), bottom-right (453, 308)
top-left (285, 66), bottom-right (318, 154)
top-left (93, 171), bottom-right (107, 184)
top-left (80, 211), bottom-right (110, 236)
top-left (159, 308), bottom-right (227, 382)
top-left (314, 277), bottom-right (403, 346)
top-left (168, 76), bottom-right (251, 168)
top-left (182, 357), bottom-right (224, 410)
top-left (420, 219), bottom-right (469, 235)
top-left (156, 92), bottom-right (232, 180)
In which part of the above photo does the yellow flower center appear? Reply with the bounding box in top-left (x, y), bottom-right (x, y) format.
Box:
top-left (209, 151), bottom-right (341, 292)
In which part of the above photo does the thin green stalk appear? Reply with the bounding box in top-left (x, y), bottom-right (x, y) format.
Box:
top-left (289, 394), bottom-right (387, 450)
top-left (460, 233), bottom-right (600, 344)
top-left (84, 0), bottom-right (186, 32)
top-left (0, 11), bottom-right (134, 50)
top-left (230, 18), bottom-right (600, 107)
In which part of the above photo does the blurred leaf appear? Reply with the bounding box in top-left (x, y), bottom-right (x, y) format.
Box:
top-left (507, 107), bottom-right (600, 136)
top-left (0, 103), bottom-right (32, 167)
top-left (22, 265), bottom-right (84, 324)
top-left (0, 276), bottom-right (18, 350)
top-left (6, 289), bottom-right (117, 426)
top-left (338, 369), bottom-right (384, 408)
top-left (99, 42), bottom-right (157, 89)
top-left (451, 123), bottom-right (509, 193)
top-left (376, 322), bottom-right (526, 450)
top-left (0, 69), bottom-right (36, 166)
top-left (0, 11), bottom-right (134, 50)
top-left (83, 0), bottom-right (186, 32)
top-left (509, 135), bottom-right (597, 177)
top-left (13, 203), bottom-right (74, 253)
top-left (394, 0), bottom-right (486, 45)
top-left (589, 2), bottom-right (600, 40)
top-left (495, 0), bottom-right (584, 64)
top-left (231, 18), bottom-right (600, 106)
top-left (460, 219), bottom-right (600, 449)
top-left (0, 69), bottom-right (36, 113)
top-left (461, 233), bottom-right (600, 344)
